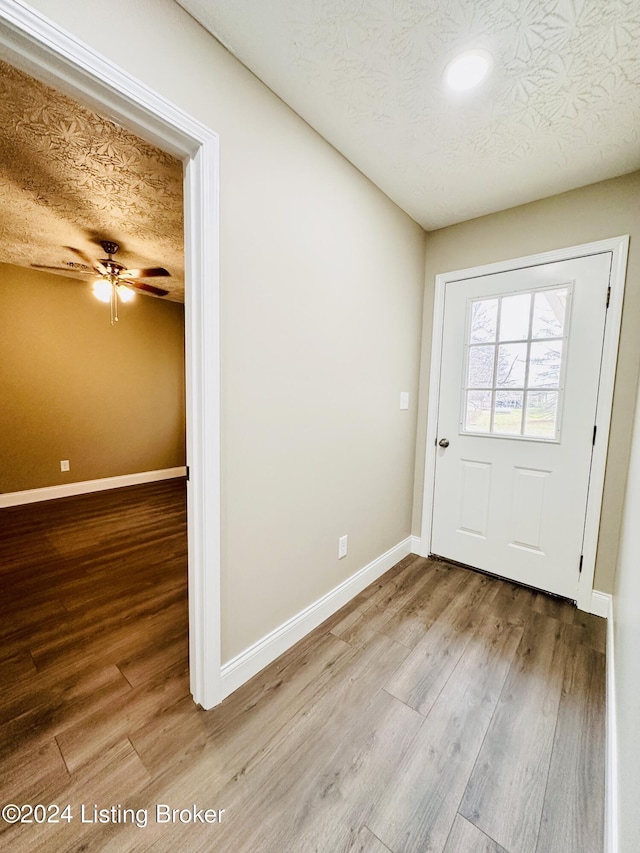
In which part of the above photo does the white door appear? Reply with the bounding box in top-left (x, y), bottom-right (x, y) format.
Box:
top-left (431, 253), bottom-right (612, 599)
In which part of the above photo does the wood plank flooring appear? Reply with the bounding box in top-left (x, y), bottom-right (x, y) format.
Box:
top-left (0, 481), bottom-right (606, 852)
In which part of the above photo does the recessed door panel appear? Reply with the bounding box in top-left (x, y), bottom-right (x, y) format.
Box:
top-left (457, 460), bottom-right (491, 538)
top-left (509, 467), bottom-right (550, 553)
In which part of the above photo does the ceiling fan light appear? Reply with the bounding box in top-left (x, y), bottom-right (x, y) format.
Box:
top-left (444, 49), bottom-right (493, 92)
top-left (93, 279), bottom-right (112, 303)
top-left (117, 284), bottom-right (135, 303)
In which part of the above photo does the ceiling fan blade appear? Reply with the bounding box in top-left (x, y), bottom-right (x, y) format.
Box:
top-left (64, 245), bottom-right (98, 269)
top-left (126, 280), bottom-right (170, 297)
top-left (31, 264), bottom-right (93, 275)
top-left (120, 267), bottom-right (170, 279)
top-left (64, 245), bottom-right (110, 276)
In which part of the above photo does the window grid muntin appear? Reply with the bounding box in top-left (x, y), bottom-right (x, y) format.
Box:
top-left (488, 296), bottom-right (502, 432)
top-left (461, 284), bottom-right (572, 442)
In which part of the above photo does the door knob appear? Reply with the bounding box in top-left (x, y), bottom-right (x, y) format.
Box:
top-left (438, 438), bottom-right (450, 448)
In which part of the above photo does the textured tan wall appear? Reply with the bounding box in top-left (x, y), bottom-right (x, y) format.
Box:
top-left (0, 264), bottom-right (186, 491)
top-left (23, 0), bottom-right (427, 661)
top-left (412, 172), bottom-right (640, 594)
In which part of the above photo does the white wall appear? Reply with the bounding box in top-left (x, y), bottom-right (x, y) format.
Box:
top-left (22, 0), bottom-right (426, 661)
top-left (612, 372), bottom-right (640, 853)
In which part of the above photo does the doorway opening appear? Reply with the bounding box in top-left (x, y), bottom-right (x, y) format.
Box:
top-left (0, 3), bottom-right (221, 707)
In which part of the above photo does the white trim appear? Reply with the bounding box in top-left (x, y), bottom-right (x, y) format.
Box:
top-left (220, 537), bottom-right (414, 699)
top-left (577, 238), bottom-right (628, 611)
top-left (590, 590), bottom-right (611, 620)
top-left (420, 237), bottom-right (629, 613)
top-left (0, 467), bottom-right (187, 507)
top-left (420, 271), bottom-right (447, 559)
top-left (0, 2), bottom-right (221, 708)
top-left (605, 594), bottom-right (618, 853)
top-left (410, 535), bottom-right (424, 555)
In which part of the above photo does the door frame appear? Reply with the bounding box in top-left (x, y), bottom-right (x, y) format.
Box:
top-left (419, 236), bottom-right (629, 612)
top-left (0, 1), bottom-right (222, 707)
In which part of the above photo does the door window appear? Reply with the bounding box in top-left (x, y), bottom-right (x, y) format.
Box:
top-left (462, 285), bottom-right (571, 440)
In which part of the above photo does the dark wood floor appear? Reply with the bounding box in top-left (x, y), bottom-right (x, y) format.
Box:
top-left (0, 481), bottom-right (606, 852)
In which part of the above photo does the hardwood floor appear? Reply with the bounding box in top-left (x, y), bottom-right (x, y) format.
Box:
top-left (0, 481), bottom-right (606, 852)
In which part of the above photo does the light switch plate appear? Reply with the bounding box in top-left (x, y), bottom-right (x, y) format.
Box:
top-left (400, 392), bottom-right (409, 410)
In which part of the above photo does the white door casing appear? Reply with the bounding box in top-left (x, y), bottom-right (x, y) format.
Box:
top-left (420, 237), bottom-right (629, 611)
top-left (0, 1), bottom-right (222, 707)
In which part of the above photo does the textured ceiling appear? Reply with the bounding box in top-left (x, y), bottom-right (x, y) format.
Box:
top-left (0, 60), bottom-right (185, 301)
top-left (179, 0), bottom-right (640, 229)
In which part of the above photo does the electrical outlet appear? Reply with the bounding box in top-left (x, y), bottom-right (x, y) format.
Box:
top-left (400, 392), bottom-right (409, 410)
top-left (60, 460), bottom-right (70, 472)
top-left (338, 534), bottom-right (348, 559)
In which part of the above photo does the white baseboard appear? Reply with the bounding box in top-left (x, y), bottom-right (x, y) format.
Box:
top-left (220, 536), bottom-right (414, 699)
top-left (605, 593), bottom-right (617, 853)
top-left (590, 590), bottom-right (611, 619)
top-left (0, 466), bottom-right (187, 507)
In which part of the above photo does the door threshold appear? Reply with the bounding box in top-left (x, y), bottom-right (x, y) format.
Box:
top-left (428, 553), bottom-right (576, 605)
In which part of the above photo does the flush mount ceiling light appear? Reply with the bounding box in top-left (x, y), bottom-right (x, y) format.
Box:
top-left (444, 49), bottom-right (493, 92)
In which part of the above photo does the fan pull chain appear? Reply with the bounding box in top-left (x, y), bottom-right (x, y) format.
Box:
top-left (109, 280), bottom-right (119, 325)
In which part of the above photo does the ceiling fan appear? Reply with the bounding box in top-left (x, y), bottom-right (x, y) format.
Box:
top-left (32, 240), bottom-right (171, 325)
